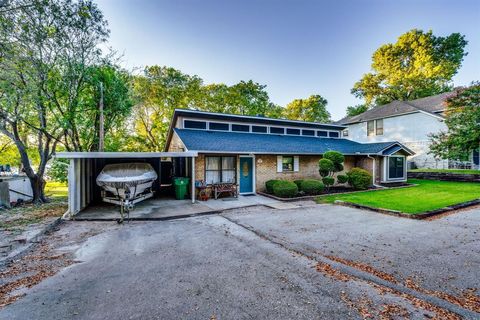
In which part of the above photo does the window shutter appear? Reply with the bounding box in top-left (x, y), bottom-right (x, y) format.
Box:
top-left (293, 156), bottom-right (299, 172)
top-left (277, 156), bottom-right (283, 173)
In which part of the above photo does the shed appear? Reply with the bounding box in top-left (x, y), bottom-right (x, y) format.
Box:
top-left (55, 151), bottom-right (198, 217)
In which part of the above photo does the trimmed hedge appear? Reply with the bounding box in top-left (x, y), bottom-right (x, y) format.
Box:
top-left (293, 180), bottom-right (304, 188)
top-left (300, 179), bottom-right (324, 195)
top-left (322, 177), bottom-right (335, 188)
top-left (347, 168), bottom-right (372, 190)
top-left (272, 180), bottom-right (298, 198)
top-left (337, 174), bottom-right (348, 184)
top-left (265, 179), bottom-right (281, 193)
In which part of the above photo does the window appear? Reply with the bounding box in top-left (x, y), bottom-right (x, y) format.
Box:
top-left (270, 127), bottom-right (284, 134)
top-left (282, 156), bottom-right (294, 172)
top-left (209, 122), bottom-right (229, 131)
top-left (205, 156), bottom-right (236, 184)
top-left (302, 129), bottom-right (315, 136)
top-left (329, 131), bottom-right (339, 138)
top-left (388, 157), bottom-right (405, 179)
top-left (317, 131), bottom-right (328, 137)
top-left (252, 125), bottom-right (267, 133)
top-left (367, 120), bottom-right (375, 136)
top-left (376, 119), bottom-right (383, 135)
top-left (473, 148), bottom-right (479, 165)
top-left (184, 120), bottom-right (207, 129)
top-left (286, 128), bottom-right (300, 135)
top-left (343, 129), bottom-right (349, 137)
top-left (232, 124), bottom-right (249, 132)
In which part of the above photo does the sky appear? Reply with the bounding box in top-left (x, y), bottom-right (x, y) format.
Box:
top-left (96, 0), bottom-right (480, 120)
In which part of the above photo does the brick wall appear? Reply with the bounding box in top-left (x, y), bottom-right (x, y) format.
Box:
top-left (255, 155), bottom-right (356, 191)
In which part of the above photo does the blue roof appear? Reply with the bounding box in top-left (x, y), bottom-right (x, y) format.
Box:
top-left (174, 129), bottom-right (412, 155)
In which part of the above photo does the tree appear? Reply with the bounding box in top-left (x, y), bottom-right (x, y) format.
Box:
top-left (283, 94), bottom-right (330, 123)
top-left (0, 0), bottom-right (109, 202)
top-left (346, 104), bottom-right (368, 117)
top-left (352, 29), bottom-right (468, 106)
top-left (429, 83), bottom-right (480, 161)
top-left (318, 151), bottom-right (345, 191)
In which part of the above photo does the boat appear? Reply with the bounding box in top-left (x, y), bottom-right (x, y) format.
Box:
top-left (96, 163), bottom-right (158, 222)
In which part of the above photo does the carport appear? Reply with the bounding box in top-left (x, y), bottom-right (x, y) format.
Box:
top-left (55, 151), bottom-right (198, 218)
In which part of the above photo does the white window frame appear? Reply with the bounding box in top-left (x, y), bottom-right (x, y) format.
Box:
top-left (383, 155), bottom-right (407, 181)
top-left (277, 155), bottom-right (299, 173)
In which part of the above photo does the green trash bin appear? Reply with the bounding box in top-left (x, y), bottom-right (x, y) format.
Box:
top-left (173, 177), bottom-right (190, 200)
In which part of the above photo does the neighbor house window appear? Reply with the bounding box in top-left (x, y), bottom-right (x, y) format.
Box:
top-left (376, 119), bottom-right (384, 135)
top-left (282, 156), bottom-right (294, 172)
top-left (205, 156), bottom-right (236, 184)
top-left (343, 129), bottom-right (349, 137)
top-left (388, 156), bottom-right (405, 179)
top-left (367, 121), bottom-right (375, 136)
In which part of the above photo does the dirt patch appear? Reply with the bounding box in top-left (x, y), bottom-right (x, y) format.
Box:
top-left (0, 200), bottom-right (67, 230)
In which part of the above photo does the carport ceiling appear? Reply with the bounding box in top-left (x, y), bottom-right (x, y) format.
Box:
top-left (55, 151), bottom-right (198, 159)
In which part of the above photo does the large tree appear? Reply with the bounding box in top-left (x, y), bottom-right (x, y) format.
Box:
top-left (131, 66), bottom-right (283, 150)
top-left (429, 83), bottom-right (480, 161)
top-left (0, 0), bottom-right (109, 202)
top-left (352, 29), bottom-right (468, 106)
top-left (283, 94), bottom-right (330, 123)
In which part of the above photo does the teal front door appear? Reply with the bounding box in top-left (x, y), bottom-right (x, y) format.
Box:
top-left (239, 157), bottom-right (253, 193)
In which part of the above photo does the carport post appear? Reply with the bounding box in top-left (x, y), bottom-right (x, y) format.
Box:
top-left (191, 156), bottom-right (195, 203)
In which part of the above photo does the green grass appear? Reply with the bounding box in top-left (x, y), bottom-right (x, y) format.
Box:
top-left (316, 179), bottom-right (480, 214)
top-left (45, 181), bottom-right (68, 199)
top-left (408, 169), bottom-right (480, 175)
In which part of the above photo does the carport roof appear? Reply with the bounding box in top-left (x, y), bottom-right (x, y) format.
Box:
top-left (55, 151), bottom-right (198, 159)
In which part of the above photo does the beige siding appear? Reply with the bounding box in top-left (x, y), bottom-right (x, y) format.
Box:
top-left (167, 132), bottom-right (186, 152)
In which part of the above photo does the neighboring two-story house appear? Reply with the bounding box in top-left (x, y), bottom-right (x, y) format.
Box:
top-left (338, 92), bottom-right (480, 169)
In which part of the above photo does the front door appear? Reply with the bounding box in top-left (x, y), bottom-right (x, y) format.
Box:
top-left (239, 157), bottom-right (253, 193)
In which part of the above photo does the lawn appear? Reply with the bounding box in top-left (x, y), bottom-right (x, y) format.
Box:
top-left (409, 169), bottom-right (480, 175)
top-left (45, 181), bottom-right (68, 199)
top-left (317, 179), bottom-right (480, 214)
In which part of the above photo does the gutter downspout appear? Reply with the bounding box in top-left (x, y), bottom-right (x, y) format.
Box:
top-left (367, 154), bottom-right (385, 188)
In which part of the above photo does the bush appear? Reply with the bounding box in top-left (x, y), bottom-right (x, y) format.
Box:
top-left (322, 177), bottom-right (335, 189)
top-left (337, 174), bottom-right (348, 184)
top-left (47, 158), bottom-right (69, 183)
top-left (347, 168), bottom-right (372, 190)
top-left (300, 179), bottom-right (324, 195)
top-left (293, 179), bottom-right (304, 189)
top-left (265, 179), bottom-right (282, 193)
top-left (272, 180), bottom-right (298, 198)
top-left (319, 158), bottom-right (335, 177)
top-left (323, 151), bottom-right (345, 172)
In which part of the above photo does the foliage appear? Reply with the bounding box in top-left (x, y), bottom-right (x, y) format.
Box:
top-left (346, 168), bottom-right (372, 190)
top-left (272, 180), bottom-right (298, 198)
top-left (337, 174), bottom-right (348, 184)
top-left (408, 169), bottom-right (480, 175)
top-left (317, 179), bottom-right (480, 214)
top-left (323, 151), bottom-right (345, 172)
top-left (299, 179), bottom-right (324, 195)
top-left (47, 158), bottom-right (69, 183)
top-left (319, 159), bottom-right (335, 177)
top-left (283, 95), bottom-right (330, 123)
top-left (131, 67), bottom-right (283, 151)
top-left (346, 104), bottom-right (369, 117)
top-left (352, 29), bottom-right (468, 106)
top-left (0, 0), bottom-right (110, 202)
top-left (321, 177), bottom-right (335, 190)
top-left (429, 83), bottom-right (480, 161)
top-left (293, 180), bottom-right (304, 189)
top-left (265, 179), bottom-right (282, 193)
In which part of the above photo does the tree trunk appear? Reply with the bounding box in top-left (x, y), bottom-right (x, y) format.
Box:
top-left (29, 174), bottom-right (47, 204)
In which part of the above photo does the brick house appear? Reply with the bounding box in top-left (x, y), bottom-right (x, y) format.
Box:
top-left (165, 109), bottom-right (414, 195)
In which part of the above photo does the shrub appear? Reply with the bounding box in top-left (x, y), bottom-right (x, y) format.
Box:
top-left (322, 177), bottom-right (335, 190)
top-left (272, 180), bottom-right (298, 198)
top-left (319, 159), bottom-right (335, 177)
top-left (347, 168), bottom-right (372, 190)
top-left (293, 180), bottom-right (304, 189)
top-left (265, 179), bottom-right (281, 193)
top-left (337, 174), bottom-right (348, 184)
top-left (323, 151), bottom-right (345, 172)
top-left (47, 158), bottom-right (69, 183)
top-left (300, 179), bottom-right (324, 195)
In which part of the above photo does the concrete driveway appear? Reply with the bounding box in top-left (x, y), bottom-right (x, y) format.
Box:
top-left (0, 203), bottom-right (479, 319)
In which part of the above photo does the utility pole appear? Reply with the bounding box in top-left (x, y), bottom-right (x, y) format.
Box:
top-left (98, 82), bottom-right (104, 152)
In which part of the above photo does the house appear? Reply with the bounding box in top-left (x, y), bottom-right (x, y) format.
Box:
top-left (337, 92), bottom-right (480, 169)
top-left (165, 109), bottom-right (414, 194)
